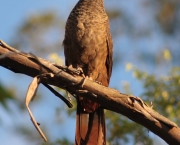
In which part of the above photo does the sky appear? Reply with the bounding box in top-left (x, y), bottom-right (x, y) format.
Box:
top-left (0, 0), bottom-right (169, 145)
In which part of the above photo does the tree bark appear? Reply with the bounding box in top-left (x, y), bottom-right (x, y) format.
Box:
top-left (0, 43), bottom-right (180, 144)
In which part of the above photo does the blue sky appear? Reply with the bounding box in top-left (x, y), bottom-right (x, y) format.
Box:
top-left (0, 0), bottom-right (169, 144)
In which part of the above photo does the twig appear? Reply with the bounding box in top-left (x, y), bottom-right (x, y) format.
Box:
top-left (43, 83), bottom-right (73, 108)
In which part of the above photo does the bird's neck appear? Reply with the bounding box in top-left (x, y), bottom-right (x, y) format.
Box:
top-left (79, 0), bottom-right (104, 7)
top-left (80, 0), bottom-right (104, 2)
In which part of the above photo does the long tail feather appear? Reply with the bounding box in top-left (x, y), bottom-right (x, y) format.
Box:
top-left (75, 101), bottom-right (106, 145)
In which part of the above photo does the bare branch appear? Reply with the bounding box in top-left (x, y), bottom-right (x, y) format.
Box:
top-left (0, 41), bottom-right (180, 144)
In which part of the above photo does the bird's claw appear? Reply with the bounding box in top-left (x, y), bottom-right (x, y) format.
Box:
top-left (65, 65), bottom-right (85, 77)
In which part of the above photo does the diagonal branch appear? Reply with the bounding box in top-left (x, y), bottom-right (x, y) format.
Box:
top-left (0, 41), bottom-right (180, 144)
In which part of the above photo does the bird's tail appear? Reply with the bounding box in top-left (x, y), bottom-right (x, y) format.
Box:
top-left (75, 100), bottom-right (106, 145)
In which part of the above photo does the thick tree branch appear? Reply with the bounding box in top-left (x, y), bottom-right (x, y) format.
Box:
top-left (0, 42), bottom-right (180, 144)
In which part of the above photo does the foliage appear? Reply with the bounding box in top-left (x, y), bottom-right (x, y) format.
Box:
top-left (156, 0), bottom-right (180, 34)
top-left (0, 83), bottom-right (15, 110)
top-left (130, 65), bottom-right (180, 124)
top-left (106, 112), bottom-right (152, 145)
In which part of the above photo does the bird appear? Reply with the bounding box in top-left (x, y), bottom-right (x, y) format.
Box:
top-left (63, 0), bottom-right (113, 144)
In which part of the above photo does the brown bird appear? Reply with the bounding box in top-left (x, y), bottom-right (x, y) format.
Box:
top-left (63, 0), bottom-right (113, 144)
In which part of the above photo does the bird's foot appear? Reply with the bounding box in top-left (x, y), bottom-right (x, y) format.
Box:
top-left (66, 65), bottom-right (85, 77)
top-left (95, 81), bottom-right (102, 85)
top-left (76, 67), bottom-right (85, 78)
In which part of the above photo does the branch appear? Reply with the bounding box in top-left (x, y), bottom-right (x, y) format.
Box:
top-left (0, 41), bottom-right (180, 144)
